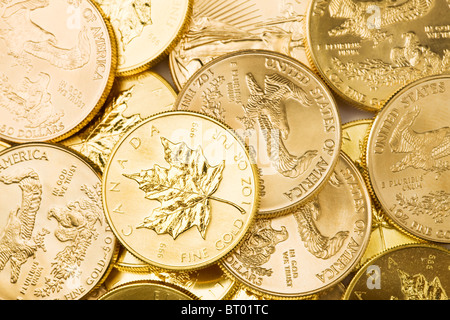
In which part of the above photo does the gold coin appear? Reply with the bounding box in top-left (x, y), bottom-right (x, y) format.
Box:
top-left (97, 0), bottom-right (193, 76)
top-left (169, 0), bottom-right (313, 90)
top-left (174, 49), bottom-right (342, 216)
top-left (343, 244), bottom-right (450, 300)
top-left (0, 0), bottom-right (117, 143)
top-left (102, 111), bottom-right (260, 271)
top-left (342, 119), bottom-right (422, 268)
top-left (0, 141), bottom-right (10, 152)
top-left (342, 119), bottom-right (373, 173)
top-left (61, 70), bottom-right (176, 171)
top-left (0, 143), bottom-right (117, 300)
top-left (305, 0), bottom-right (450, 112)
top-left (98, 280), bottom-right (199, 300)
top-left (104, 263), bottom-right (237, 300)
top-left (221, 152), bottom-right (372, 299)
top-left (365, 75), bottom-right (450, 244)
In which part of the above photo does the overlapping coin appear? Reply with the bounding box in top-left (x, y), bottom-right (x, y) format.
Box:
top-left (0, 143), bottom-right (117, 300)
top-left (221, 152), bottom-right (372, 299)
top-left (169, 0), bottom-right (312, 90)
top-left (102, 111), bottom-right (260, 271)
top-left (0, 0), bottom-right (117, 143)
top-left (97, 0), bottom-right (193, 76)
top-left (62, 70), bottom-right (177, 171)
top-left (365, 75), bottom-right (450, 244)
top-left (343, 244), bottom-right (450, 300)
top-left (305, 0), bottom-right (450, 112)
top-left (174, 50), bottom-right (342, 216)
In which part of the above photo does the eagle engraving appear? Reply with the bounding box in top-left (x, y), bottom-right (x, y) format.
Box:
top-left (0, 168), bottom-right (48, 283)
top-left (389, 106), bottom-right (450, 176)
top-left (328, 0), bottom-right (434, 46)
top-left (240, 73), bottom-right (318, 178)
top-left (0, 0), bottom-right (91, 70)
top-left (293, 195), bottom-right (349, 259)
top-left (234, 218), bottom-right (289, 277)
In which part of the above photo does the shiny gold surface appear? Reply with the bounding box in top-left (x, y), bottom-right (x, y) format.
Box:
top-left (342, 119), bottom-right (422, 269)
top-left (98, 280), bottom-right (199, 300)
top-left (104, 262), bottom-right (237, 300)
top-left (343, 244), bottom-right (450, 300)
top-left (97, 0), bottom-right (193, 76)
top-left (174, 49), bottom-right (342, 216)
top-left (0, 143), bottom-right (117, 300)
top-left (169, 0), bottom-right (313, 90)
top-left (366, 75), bottom-right (450, 243)
top-left (61, 70), bottom-right (176, 171)
top-left (102, 111), bottom-right (260, 271)
top-left (0, 0), bottom-right (117, 143)
top-left (306, 0), bottom-right (450, 112)
top-left (221, 152), bottom-right (372, 298)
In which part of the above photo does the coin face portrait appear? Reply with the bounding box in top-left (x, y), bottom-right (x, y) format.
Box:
top-left (174, 50), bottom-right (341, 216)
top-left (305, 0), bottom-right (450, 112)
top-left (0, 0), bottom-right (117, 143)
top-left (102, 111), bottom-right (260, 271)
top-left (0, 143), bottom-right (117, 300)
top-left (365, 75), bottom-right (450, 244)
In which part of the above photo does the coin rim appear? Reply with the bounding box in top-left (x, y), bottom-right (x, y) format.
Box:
top-left (115, 0), bottom-right (194, 77)
top-left (219, 151), bottom-right (373, 299)
top-left (0, 142), bottom-right (119, 299)
top-left (102, 110), bottom-right (261, 272)
top-left (342, 242), bottom-right (450, 300)
top-left (0, 0), bottom-right (118, 144)
top-left (364, 74), bottom-right (450, 244)
top-left (172, 48), bottom-right (342, 217)
top-left (98, 279), bottom-right (201, 300)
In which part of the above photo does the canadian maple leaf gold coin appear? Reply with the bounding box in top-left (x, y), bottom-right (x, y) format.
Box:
top-left (96, 0), bottom-right (193, 76)
top-left (305, 0), bottom-right (450, 112)
top-left (102, 111), bottom-right (260, 271)
top-left (220, 152), bottom-right (372, 299)
top-left (365, 75), bottom-right (450, 244)
top-left (0, 0), bottom-right (117, 143)
top-left (0, 143), bottom-right (118, 300)
top-left (173, 50), bottom-right (341, 217)
top-left (343, 244), bottom-right (450, 300)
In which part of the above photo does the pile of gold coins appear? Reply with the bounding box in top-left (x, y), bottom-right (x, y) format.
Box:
top-left (0, 0), bottom-right (448, 301)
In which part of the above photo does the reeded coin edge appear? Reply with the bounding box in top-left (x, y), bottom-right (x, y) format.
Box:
top-left (98, 279), bottom-right (201, 300)
top-left (342, 242), bottom-right (450, 300)
top-left (102, 110), bottom-right (261, 273)
top-left (219, 153), bottom-right (373, 300)
top-left (0, 142), bottom-right (120, 299)
top-left (362, 75), bottom-right (450, 244)
top-left (116, 0), bottom-right (194, 78)
top-left (172, 48), bottom-right (343, 217)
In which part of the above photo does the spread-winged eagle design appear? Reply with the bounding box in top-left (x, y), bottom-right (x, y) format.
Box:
top-left (0, 0), bottom-right (91, 70)
top-left (293, 196), bottom-right (349, 260)
top-left (389, 106), bottom-right (450, 177)
top-left (328, 0), bottom-right (434, 46)
top-left (240, 73), bottom-right (318, 178)
top-left (0, 168), bottom-right (48, 283)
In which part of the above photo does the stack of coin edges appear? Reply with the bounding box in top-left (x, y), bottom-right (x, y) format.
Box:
top-left (0, 0), bottom-right (448, 301)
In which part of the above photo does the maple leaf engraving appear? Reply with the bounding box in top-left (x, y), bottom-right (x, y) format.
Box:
top-left (124, 137), bottom-right (245, 240)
